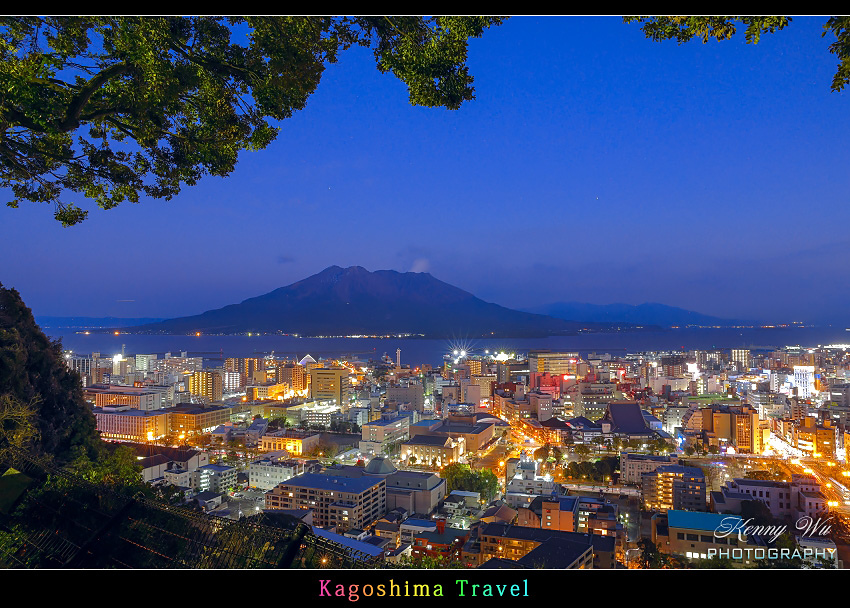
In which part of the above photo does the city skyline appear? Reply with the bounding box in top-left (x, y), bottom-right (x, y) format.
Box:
top-left (3, 16), bottom-right (849, 324)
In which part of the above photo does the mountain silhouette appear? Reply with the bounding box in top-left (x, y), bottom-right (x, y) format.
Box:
top-left (524, 301), bottom-right (756, 327)
top-left (126, 266), bottom-right (645, 337)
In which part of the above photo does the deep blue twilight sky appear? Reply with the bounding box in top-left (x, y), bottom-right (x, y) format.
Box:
top-left (2, 17), bottom-right (849, 324)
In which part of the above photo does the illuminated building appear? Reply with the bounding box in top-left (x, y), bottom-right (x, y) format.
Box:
top-left (476, 523), bottom-right (610, 569)
top-left (258, 429), bottom-right (321, 455)
top-left (731, 349), bottom-right (751, 371)
top-left (196, 464), bottom-right (237, 493)
top-left (249, 457), bottom-right (314, 491)
top-left (688, 403), bottom-right (764, 453)
top-left (660, 355), bottom-right (686, 377)
top-left (134, 353), bottom-right (157, 372)
top-left (85, 385), bottom-right (164, 410)
top-left (222, 371), bottom-right (241, 392)
top-left (528, 351), bottom-right (579, 376)
top-left (408, 414), bottom-right (495, 452)
top-left (794, 365), bottom-right (816, 398)
top-left (322, 456), bottom-right (447, 515)
top-left (265, 473), bottom-right (386, 533)
top-left (386, 383), bottom-right (425, 412)
top-left (401, 435), bottom-right (462, 468)
top-left (504, 452), bottom-right (556, 509)
top-left (167, 403), bottom-right (233, 436)
top-left (276, 363), bottom-right (307, 391)
top-left (93, 407), bottom-right (167, 442)
top-left (246, 382), bottom-right (290, 401)
top-left (472, 374), bottom-right (497, 399)
top-left (188, 370), bottom-right (223, 403)
top-left (309, 367), bottom-right (351, 406)
top-left (652, 511), bottom-right (750, 562)
top-left (711, 474), bottom-right (827, 520)
top-left (620, 452), bottom-right (679, 485)
top-left (360, 415), bottom-right (410, 454)
top-left (516, 495), bottom-right (579, 531)
top-left (793, 416), bottom-right (835, 458)
top-left (641, 465), bottom-right (706, 512)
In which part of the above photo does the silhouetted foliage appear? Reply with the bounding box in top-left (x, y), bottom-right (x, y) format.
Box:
top-left (0, 284), bottom-right (100, 462)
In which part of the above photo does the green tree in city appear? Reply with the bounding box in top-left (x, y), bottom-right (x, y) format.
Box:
top-left (636, 538), bottom-right (671, 569)
top-left (533, 443), bottom-right (551, 462)
top-left (395, 554), bottom-right (466, 568)
top-left (0, 16), bottom-right (505, 225)
top-left (573, 444), bottom-right (592, 461)
top-left (65, 442), bottom-right (149, 495)
top-left (625, 16), bottom-right (849, 93)
top-left (441, 462), bottom-right (499, 503)
top-left (0, 394), bottom-right (40, 463)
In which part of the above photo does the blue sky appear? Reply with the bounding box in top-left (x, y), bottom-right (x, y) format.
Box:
top-left (3, 16), bottom-right (849, 324)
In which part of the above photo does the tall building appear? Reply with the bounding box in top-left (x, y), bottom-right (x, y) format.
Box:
top-left (225, 357), bottom-right (265, 386)
top-left (188, 370), bottom-right (223, 403)
top-left (276, 363), bottom-right (307, 392)
top-left (793, 366), bottom-right (816, 399)
top-left (731, 349), bottom-right (751, 371)
top-left (309, 367), bottom-right (351, 406)
top-left (528, 351), bottom-right (579, 376)
top-left (134, 353), bottom-right (158, 372)
top-left (642, 465), bottom-right (706, 512)
top-left (265, 473), bottom-right (387, 533)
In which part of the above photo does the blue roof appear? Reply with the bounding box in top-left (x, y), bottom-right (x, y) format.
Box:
top-left (280, 472), bottom-right (383, 494)
top-left (310, 526), bottom-right (385, 558)
top-left (410, 419), bottom-right (440, 428)
top-left (666, 510), bottom-right (742, 534)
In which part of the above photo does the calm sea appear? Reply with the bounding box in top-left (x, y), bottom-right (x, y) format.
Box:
top-left (48, 327), bottom-right (850, 368)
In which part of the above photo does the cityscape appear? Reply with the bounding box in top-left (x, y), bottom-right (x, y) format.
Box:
top-left (36, 340), bottom-right (850, 570)
top-left (2, 15), bottom-right (850, 579)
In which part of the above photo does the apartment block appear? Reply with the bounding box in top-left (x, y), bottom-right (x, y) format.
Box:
top-left (265, 473), bottom-right (386, 533)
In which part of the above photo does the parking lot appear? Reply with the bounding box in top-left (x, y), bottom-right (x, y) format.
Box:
top-left (224, 487), bottom-right (267, 517)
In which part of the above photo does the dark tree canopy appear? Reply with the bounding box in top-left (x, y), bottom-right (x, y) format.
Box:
top-left (0, 284), bottom-right (100, 461)
top-left (0, 16), bottom-right (505, 225)
top-left (625, 16), bottom-right (850, 93)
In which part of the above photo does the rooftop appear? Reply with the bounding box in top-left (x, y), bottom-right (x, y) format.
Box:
top-left (666, 510), bottom-right (743, 534)
top-left (280, 472), bottom-right (384, 494)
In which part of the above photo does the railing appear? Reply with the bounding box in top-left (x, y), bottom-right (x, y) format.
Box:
top-left (0, 449), bottom-right (382, 569)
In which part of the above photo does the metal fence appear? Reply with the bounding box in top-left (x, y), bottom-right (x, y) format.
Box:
top-left (0, 450), bottom-right (381, 569)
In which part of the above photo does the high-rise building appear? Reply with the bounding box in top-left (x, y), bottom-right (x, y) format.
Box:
top-left (794, 366), bottom-right (816, 399)
top-left (276, 363), bottom-right (307, 392)
top-left (188, 370), bottom-right (223, 403)
top-left (309, 367), bottom-right (351, 406)
top-left (135, 353), bottom-right (158, 372)
top-left (642, 465), bottom-right (706, 512)
top-left (265, 473), bottom-right (387, 533)
top-left (528, 351), bottom-right (579, 376)
top-left (731, 349), bottom-right (751, 371)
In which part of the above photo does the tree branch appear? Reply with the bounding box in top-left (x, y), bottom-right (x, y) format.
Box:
top-left (60, 63), bottom-right (130, 131)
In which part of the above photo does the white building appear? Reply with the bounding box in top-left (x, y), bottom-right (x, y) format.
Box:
top-left (794, 366), bottom-right (816, 399)
top-left (196, 464), bottom-right (238, 493)
top-left (504, 451), bottom-right (557, 509)
top-left (249, 457), bottom-right (307, 491)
